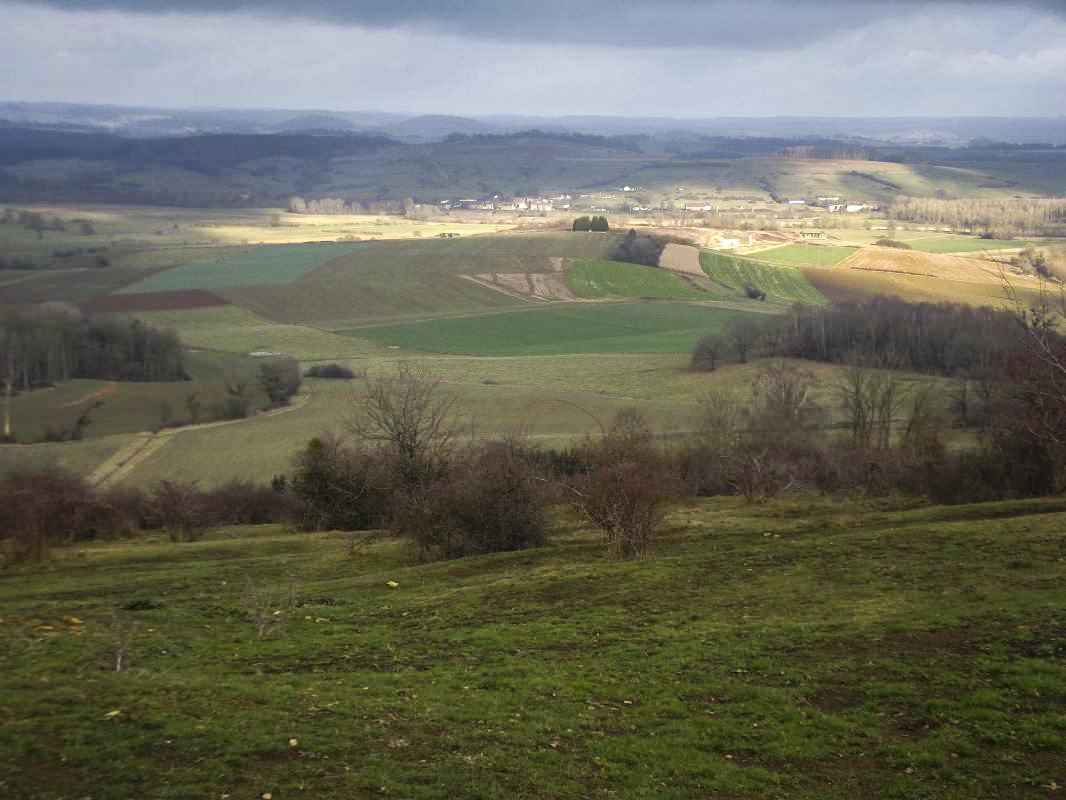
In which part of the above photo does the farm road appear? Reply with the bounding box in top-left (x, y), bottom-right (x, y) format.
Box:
top-left (88, 388), bottom-right (311, 487)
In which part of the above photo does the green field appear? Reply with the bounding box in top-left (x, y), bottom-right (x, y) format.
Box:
top-left (565, 260), bottom-right (712, 301)
top-left (217, 232), bottom-right (619, 327)
top-left (343, 303), bottom-right (758, 356)
top-left (701, 251), bottom-right (828, 305)
top-left (751, 244), bottom-right (856, 268)
top-left (2, 496), bottom-right (1064, 798)
top-left (902, 236), bottom-right (1029, 254)
top-left (117, 242), bottom-right (363, 294)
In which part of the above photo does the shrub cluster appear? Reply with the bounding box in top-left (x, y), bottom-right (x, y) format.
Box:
top-left (287, 364), bottom-right (552, 561)
top-left (0, 469), bottom-right (294, 561)
top-left (304, 363), bottom-right (357, 380)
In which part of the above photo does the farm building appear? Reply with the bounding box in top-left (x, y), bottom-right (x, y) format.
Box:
top-left (798, 231), bottom-right (827, 240)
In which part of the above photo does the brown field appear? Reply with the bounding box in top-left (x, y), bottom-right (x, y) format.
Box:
top-left (79, 289), bottom-right (231, 314)
top-left (658, 243), bottom-right (704, 275)
top-left (802, 265), bottom-right (1046, 308)
top-left (832, 246), bottom-right (1022, 285)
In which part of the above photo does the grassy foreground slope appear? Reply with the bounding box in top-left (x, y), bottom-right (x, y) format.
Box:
top-left (1, 497), bottom-right (1064, 799)
top-left (700, 251), bottom-right (828, 305)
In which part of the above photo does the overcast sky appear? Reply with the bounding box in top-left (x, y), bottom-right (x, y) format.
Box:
top-left (2, 0), bottom-right (1065, 117)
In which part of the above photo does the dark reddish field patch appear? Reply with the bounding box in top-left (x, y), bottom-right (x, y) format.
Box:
top-left (79, 289), bottom-right (231, 314)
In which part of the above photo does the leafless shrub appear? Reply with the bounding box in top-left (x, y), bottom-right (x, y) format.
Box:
top-left (242, 579), bottom-right (298, 638)
top-left (730, 448), bottom-right (799, 503)
top-left (0, 465), bottom-right (97, 562)
top-left (148, 480), bottom-right (214, 543)
top-left (105, 611), bottom-right (139, 672)
top-left (345, 361), bottom-right (460, 491)
top-left (566, 410), bottom-right (676, 559)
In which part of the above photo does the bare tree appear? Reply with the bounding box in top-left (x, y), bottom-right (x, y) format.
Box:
top-left (726, 317), bottom-right (761, 364)
top-left (834, 365), bottom-right (906, 449)
top-left (344, 362), bottom-right (460, 490)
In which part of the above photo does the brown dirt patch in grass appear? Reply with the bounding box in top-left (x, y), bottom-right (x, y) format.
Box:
top-left (465, 272), bottom-right (577, 302)
top-left (79, 289), bottom-right (231, 314)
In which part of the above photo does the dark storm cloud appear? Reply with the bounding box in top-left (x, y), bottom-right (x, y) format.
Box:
top-left (2, 0), bottom-right (1064, 115)
top-left (26, 0), bottom-right (1066, 48)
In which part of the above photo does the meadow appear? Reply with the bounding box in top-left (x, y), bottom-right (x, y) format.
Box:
top-left (1, 496), bottom-right (1063, 799)
top-left (342, 303), bottom-right (758, 357)
top-left (747, 243), bottom-right (856, 268)
top-left (700, 251), bottom-right (828, 305)
top-left (116, 243), bottom-right (364, 294)
top-left (565, 260), bottom-right (713, 301)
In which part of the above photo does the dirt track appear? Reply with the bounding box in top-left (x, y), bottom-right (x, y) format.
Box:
top-left (87, 389), bottom-right (311, 487)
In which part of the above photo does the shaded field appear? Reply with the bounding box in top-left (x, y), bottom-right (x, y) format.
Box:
top-left (1, 497), bottom-right (1064, 799)
top-left (117, 242), bottom-right (364, 294)
top-left (219, 232), bottom-right (619, 326)
top-left (749, 243), bottom-right (856, 267)
top-left (2, 350), bottom-right (268, 443)
top-left (700, 250), bottom-right (828, 305)
top-left (0, 265), bottom-right (168, 304)
top-left (565, 260), bottom-right (711, 301)
top-left (343, 303), bottom-right (756, 356)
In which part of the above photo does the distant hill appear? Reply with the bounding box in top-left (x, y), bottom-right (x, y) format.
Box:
top-left (383, 114), bottom-right (502, 142)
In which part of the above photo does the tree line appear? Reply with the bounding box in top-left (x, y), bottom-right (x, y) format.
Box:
top-left (0, 304), bottom-right (186, 440)
top-left (889, 197), bottom-right (1066, 237)
top-left (572, 216), bottom-right (609, 232)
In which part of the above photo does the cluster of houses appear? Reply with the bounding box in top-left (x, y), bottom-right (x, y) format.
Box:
top-left (439, 194), bottom-right (571, 212)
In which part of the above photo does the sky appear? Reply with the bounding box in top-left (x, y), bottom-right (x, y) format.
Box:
top-left (2, 0), bottom-right (1065, 117)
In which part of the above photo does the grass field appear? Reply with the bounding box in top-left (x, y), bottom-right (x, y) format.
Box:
top-left (343, 303), bottom-right (757, 357)
top-left (117, 243), bottom-right (364, 294)
top-left (133, 306), bottom-right (386, 361)
top-left (1, 496), bottom-right (1063, 799)
top-left (901, 237), bottom-right (1029, 254)
top-left (218, 232), bottom-right (620, 327)
top-left (828, 230), bottom-right (1030, 253)
top-left (700, 251), bottom-right (828, 305)
top-left (565, 260), bottom-right (712, 301)
top-left (748, 244), bottom-right (856, 268)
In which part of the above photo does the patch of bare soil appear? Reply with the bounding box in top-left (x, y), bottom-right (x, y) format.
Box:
top-left (79, 289), bottom-right (230, 314)
top-left (658, 243), bottom-right (704, 276)
top-left (463, 272), bottom-right (576, 302)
